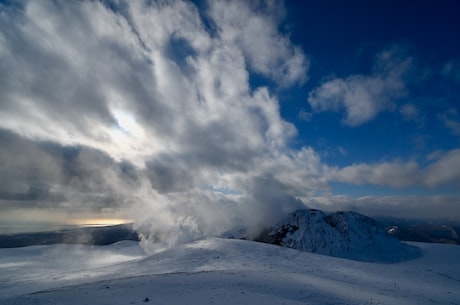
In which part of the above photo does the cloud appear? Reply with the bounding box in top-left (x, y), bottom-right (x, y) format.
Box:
top-left (297, 109), bottom-right (313, 122)
top-left (0, 0), bottom-right (314, 249)
top-left (327, 160), bottom-right (421, 188)
top-left (0, 129), bottom-right (147, 214)
top-left (0, 0), bottom-right (307, 166)
top-left (0, 1), bottom-right (458, 250)
top-left (306, 194), bottom-right (460, 220)
top-left (0, 0), bottom-right (158, 163)
top-left (438, 108), bottom-right (460, 136)
top-left (308, 47), bottom-right (412, 126)
top-left (442, 58), bottom-right (460, 84)
top-left (399, 103), bottom-right (422, 123)
top-left (208, 0), bottom-right (308, 87)
top-left (0, 130), bottom-right (63, 203)
top-left (424, 149), bottom-right (460, 187)
top-left (327, 149), bottom-right (460, 188)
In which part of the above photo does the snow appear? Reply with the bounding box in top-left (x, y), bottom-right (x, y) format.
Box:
top-left (259, 209), bottom-right (421, 262)
top-left (1, 238), bottom-right (459, 304)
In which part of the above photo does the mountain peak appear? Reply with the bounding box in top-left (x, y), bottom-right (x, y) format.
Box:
top-left (256, 209), bottom-right (421, 262)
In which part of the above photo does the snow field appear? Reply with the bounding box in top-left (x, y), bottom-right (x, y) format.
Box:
top-left (1, 238), bottom-right (459, 304)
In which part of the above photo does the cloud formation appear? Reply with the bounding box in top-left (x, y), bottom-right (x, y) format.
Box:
top-left (442, 58), bottom-right (460, 84)
top-left (0, 1), bottom-right (458, 249)
top-left (327, 160), bottom-right (421, 188)
top-left (307, 194), bottom-right (460, 220)
top-left (438, 108), bottom-right (460, 136)
top-left (0, 0), bottom-right (314, 249)
top-left (208, 0), bottom-right (308, 88)
top-left (327, 149), bottom-right (460, 188)
top-left (308, 47), bottom-right (412, 126)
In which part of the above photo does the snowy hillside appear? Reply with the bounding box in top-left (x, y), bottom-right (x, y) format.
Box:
top-left (1, 238), bottom-right (459, 305)
top-left (257, 209), bottom-right (421, 262)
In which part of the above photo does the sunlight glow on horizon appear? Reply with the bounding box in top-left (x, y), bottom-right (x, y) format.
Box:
top-left (67, 217), bottom-right (134, 227)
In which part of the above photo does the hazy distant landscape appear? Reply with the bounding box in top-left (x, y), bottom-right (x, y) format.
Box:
top-left (381, 218), bottom-right (460, 245)
top-left (0, 224), bottom-right (139, 248)
top-left (1, 213), bottom-right (458, 249)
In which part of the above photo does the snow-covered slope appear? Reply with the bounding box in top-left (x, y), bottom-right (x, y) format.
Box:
top-left (1, 238), bottom-right (459, 305)
top-left (257, 209), bottom-right (421, 262)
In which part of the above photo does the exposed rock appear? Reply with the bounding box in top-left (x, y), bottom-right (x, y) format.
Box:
top-left (256, 209), bottom-right (421, 262)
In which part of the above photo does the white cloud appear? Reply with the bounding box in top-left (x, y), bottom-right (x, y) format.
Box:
top-left (327, 160), bottom-right (421, 188)
top-left (424, 149), bottom-right (460, 187)
top-left (438, 108), bottom-right (460, 136)
top-left (305, 194), bottom-right (460, 220)
top-left (208, 0), bottom-right (308, 87)
top-left (297, 109), bottom-right (313, 122)
top-left (308, 47), bottom-right (412, 126)
top-left (444, 119), bottom-right (460, 136)
top-left (327, 149), bottom-right (460, 189)
top-left (442, 58), bottom-right (460, 84)
top-left (0, 1), bottom-right (458, 249)
top-left (0, 0), bottom-right (313, 248)
top-left (399, 103), bottom-right (421, 122)
top-left (0, 0), bottom-right (307, 163)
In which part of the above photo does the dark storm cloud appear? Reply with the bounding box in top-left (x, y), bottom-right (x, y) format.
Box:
top-left (0, 129), bottom-right (143, 213)
top-left (0, 129), bottom-right (63, 205)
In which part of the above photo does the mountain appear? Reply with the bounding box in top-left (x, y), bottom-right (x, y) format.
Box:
top-left (375, 216), bottom-right (460, 245)
top-left (1, 238), bottom-right (459, 305)
top-left (256, 209), bottom-right (421, 262)
top-left (0, 224), bottom-right (139, 248)
top-left (386, 224), bottom-right (460, 245)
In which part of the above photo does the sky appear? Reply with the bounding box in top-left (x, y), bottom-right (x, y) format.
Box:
top-left (0, 0), bottom-right (459, 241)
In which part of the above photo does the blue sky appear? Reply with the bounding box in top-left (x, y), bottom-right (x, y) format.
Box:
top-left (283, 0), bottom-right (460, 170)
top-left (0, 0), bottom-right (459, 235)
top-left (292, 0), bottom-right (460, 198)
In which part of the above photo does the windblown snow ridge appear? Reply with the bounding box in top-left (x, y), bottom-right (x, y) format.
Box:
top-left (256, 209), bottom-right (421, 262)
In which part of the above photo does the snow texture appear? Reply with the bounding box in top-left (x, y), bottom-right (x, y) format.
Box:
top-left (258, 209), bottom-right (421, 262)
top-left (1, 238), bottom-right (459, 305)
